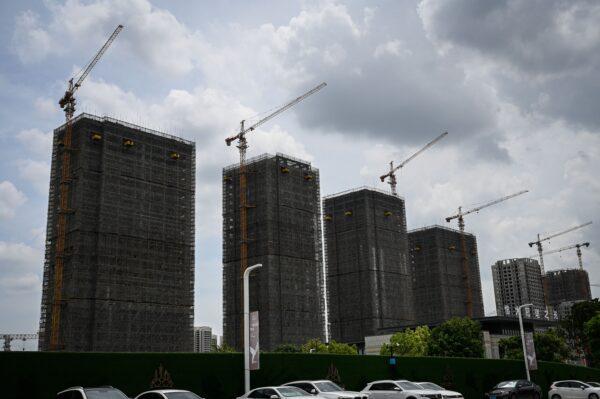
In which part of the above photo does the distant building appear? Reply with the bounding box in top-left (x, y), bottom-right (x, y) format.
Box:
top-left (543, 269), bottom-right (592, 318)
top-left (408, 225), bottom-right (484, 325)
top-left (323, 187), bottom-right (414, 344)
top-left (193, 326), bottom-right (213, 353)
top-left (38, 114), bottom-right (195, 352)
top-left (222, 153), bottom-right (325, 351)
top-left (492, 258), bottom-right (546, 318)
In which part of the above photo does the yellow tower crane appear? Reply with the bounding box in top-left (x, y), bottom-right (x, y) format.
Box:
top-left (380, 131), bottom-right (448, 196)
top-left (51, 24), bottom-right (123, 351)
top-left (446, 189), bottom-right (529, 317)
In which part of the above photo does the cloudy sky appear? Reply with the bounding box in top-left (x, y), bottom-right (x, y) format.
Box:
top-left (1, 0), bottom-right (599, 349)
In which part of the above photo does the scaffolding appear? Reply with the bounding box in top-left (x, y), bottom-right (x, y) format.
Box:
top-left (323, 187), bottom-right (414, 344)
top-left (222, 153), bottom-right (325, 351)
top-left (39, 114), bottom-right (195, 352)
top-left (408, 225), bottom-right (484, 325)
top-left (491, 258), bottom-right (546, 317)
top-left (543, 268), bottom-right (592, 308)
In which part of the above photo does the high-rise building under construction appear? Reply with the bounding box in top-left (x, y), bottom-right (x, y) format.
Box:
top-left (543, 269), bottom-right (592, 310)
top-left (491, 258), bottom-right (546, 317)
top-left (408, 225), bottom-right (484, 325)
top-left (323, 188), bottom-right (414, 344)
top-left (38, 114), bottom-right (195, 352)
top-left (222, 153), bottom-right (325, 350)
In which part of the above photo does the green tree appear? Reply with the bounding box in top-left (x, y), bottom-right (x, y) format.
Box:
top-left (561, 299), bottom-right (600, 360)
top-left (499, 330), bottom-right (570, 362)
top-left (273, 343), bottom-right (301, 353)
top-left (300, 339), bottom-right (358, 355)
top-left (327, 340), bottom-right (358, 355)
top-left (428, 317), bottom-right (484, 358)
top-left (380, 326), bottom-right (431, 356)
top-left (212, 343), bottom-right (237, 353)
top-left (584, 314), bottom-right (600, 368)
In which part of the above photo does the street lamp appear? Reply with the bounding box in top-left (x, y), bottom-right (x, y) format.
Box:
top-left (516, 303), bottom-right (533, 381)
top-left (244, 263), bottom-right (262, 393)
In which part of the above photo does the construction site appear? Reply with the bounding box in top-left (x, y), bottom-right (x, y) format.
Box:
top-left (222, 153), bottom-right (325, 351)
top-left (408, 225), bottom-right (485, 325)
top-left (543, 269), bottom-right (592, 314)
top-left (323, 187), bottom-right (414, 344)
top-left (38, 114), bottom-right (195, 352)
top-left (491, 258), bottom-right (546, 317)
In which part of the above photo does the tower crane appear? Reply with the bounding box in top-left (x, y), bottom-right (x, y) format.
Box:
top-left (532, 242), bottom-right (590, 270)
top-left (528, 221), bottom-right (592, 274)
top-left (379, 131), bottom-right (448, 196)
top-left (51, 24), bottom-right (123, 351)
top-left (2, 334), bottom-right (37, 351)
top-left (446, 189), bottom-right (529, 317)
top-left (224, 82), bottom-right (326, 346)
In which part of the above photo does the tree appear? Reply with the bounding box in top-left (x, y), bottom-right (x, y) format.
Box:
top-left (300, 339), bottom-right (358, 355)
top-left (499, 330), bottom-right (570, 362)
top-left (427, 317), bottom-right (484, 358)
top-left (584, 314), bottom-right (600, 368)
top-left (212, 343), bottom-right (237, 353)
top-left (380, 326), bottom-right (431, 356)
top-left (561, 299), bottom-right (600, 360)
top-left (273, 343), bottom-right (301, 353)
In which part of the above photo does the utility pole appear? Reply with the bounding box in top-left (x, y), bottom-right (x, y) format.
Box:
top-left (517, 303), bottom-right (533, 381)
top-left (243, 263), bottom-right (262, 393)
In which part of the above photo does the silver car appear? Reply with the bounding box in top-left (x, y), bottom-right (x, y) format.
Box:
top-left (415, 383), bottom-right (463, 399)
top-left (549, 381), bottom-right (600, 399)
top-left (237, 386), bottom-right (324, 399)
top-left (284, 380), bottom-right (368, 399)
top-left (362, 380), bottom-right (442, 399)
top-left (136, 389), bottom-right (204, 399)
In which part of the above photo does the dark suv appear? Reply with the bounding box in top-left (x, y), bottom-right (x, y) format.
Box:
top-left (57, 386), bottom-right (130, 399)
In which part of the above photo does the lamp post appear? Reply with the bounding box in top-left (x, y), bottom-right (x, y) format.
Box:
top-left (517, 303), bottom-right (533, 381)
top-left (244, 263), bottom-right (262, 393)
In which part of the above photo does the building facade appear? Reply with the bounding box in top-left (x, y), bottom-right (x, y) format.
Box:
top-left (39, 114), bottom-right (195, 352)
top-left (222, 153), bottom-right (325, 351)
top-left (323, 187), bottom-right (414, 344)
top-left (543, 269), bottom-right (592, 313)
top-left (492, 258), bottom-right (546, 317)
top-left (408, 225), bottom-right (485, 325)
top-left (193, 326), bottom-right (213, 353)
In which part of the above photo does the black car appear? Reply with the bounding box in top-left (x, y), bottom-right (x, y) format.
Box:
top-left (485, 380), bottom-right (542, 399)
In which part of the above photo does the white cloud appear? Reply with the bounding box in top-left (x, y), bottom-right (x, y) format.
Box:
top-left (0, 241), bottom-right (41, 273)
top-left (12, 10), bottom-right (59, 63)
top-left (34, 97), bottom-right (59, 117)
top-left (0, 181), bottom-right (27, 220)
top-left (374, 39), bottom-right (412, 58)
top-left (0, 273), bottom-right (41, 294)
top-left (16, 128), bottom-right (53, 157)
top-left (17, 159), bottom-right (50, 195)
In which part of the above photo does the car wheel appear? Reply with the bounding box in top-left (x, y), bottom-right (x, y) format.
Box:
top-left (551, 394), bottom-right (561, 399)
top-left (589, 394), bottom-right (599, 399)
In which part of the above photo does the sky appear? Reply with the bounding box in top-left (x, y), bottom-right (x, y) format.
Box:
top-left (0, 0), bottom-right (599, 350)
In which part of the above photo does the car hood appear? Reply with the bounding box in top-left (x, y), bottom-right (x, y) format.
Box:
top-left (437, 390), bottom-right (462, 397)
top-left (319, 392), bottom-right (365, 398)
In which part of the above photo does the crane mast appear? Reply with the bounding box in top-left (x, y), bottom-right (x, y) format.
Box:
top-left (528, 221), bottom-right (592, 274)
top-left (50, 24), bottom-right (123, 351)
top-left (445, 189), bottom-right (528, 317)
top-left (533, 242), bottom-right (590, 270)
top-left (224, 82), bottom-right (326, 347)
top-left (380, 131), bottom-right (448, 196)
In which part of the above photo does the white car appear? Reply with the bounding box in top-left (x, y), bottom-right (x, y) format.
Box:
top-left (57, 386), bottom-right (129, 399)
top-left (362, 380), bottom-right (442, 399)
top-left (237, 386), bottom-right (324, 399)
top-left (284, 379), bottom-right (368, 399)
top-left (415, 382), bottom-right (463, 399)
top-left (549, 381), bottom-right (600, 399)
top-left (136, 389), bottom-right (204, 399)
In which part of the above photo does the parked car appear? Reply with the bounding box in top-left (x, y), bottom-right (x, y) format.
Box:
top-left (135, 389), bottom-right (204, 399)
top-left (284, 380), bottom-right (368, 399)
top-left (361, 380), bottom-right (442, 399)
top-left (57, 386), bottom-right (129, 399)
top-left (415, 382), bottom-right (463, 399)
top-left (587, 383), bottom-right (600, 388)
top-left (485, 380), bottom-right (542, 399)
top-left (549, 381), bottom-right (600, 399)
top-left (237, 386), bottom-right (321, 399)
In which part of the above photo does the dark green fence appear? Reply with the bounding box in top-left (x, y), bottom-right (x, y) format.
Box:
top-left (2, 352), bottom-right (599, 399)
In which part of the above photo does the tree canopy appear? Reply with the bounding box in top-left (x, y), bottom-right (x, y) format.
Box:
top-left (380, 326), bottom-right (431, 356)
top-left (498, 329), bottom-right (570, 362)
top-left (427, 317), bottom-right (484, 358)
top-left (584, 314), bottom-right (600, 368)
top-left (300, 339), bottom-right (358, 355)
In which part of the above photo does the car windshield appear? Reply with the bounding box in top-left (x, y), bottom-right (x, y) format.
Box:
top-left (496, 381), bottom-right (517, 389)
top-left (165, 392), bottom-right (203, 399)
top-left (315, 382), bottom-right (344, 392)
top-left (84, 388), bottom-right (129, 399)
top-left (419, 383), bottom-right (444, 391)
top-left (278, 387), bottom-right (309, 397)
top-left (397, 382), bottom-right (424, 391)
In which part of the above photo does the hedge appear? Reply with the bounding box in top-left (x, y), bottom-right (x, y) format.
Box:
top-left (2, 352), bottom-right (599, 399)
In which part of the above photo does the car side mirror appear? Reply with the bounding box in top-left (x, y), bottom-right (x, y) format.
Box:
top-left (394, 387), bottom-right (401, 391)
top-left (310, 389), bottom-right (317, 394)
